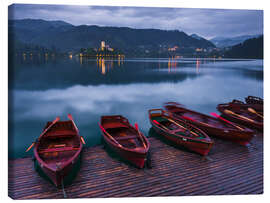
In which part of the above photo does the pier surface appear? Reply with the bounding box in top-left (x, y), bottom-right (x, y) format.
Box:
top-left (9, 134), bottom-right (263, 199)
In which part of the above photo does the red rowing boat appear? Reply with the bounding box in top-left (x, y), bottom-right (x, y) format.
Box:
top-left (33, 114), bottom-right (84, 187)
top-left (164, 102), bottom-right (254, 146)
top-left (99, 115), bottom-right (150, 168)
top-left (217, 101), bottom-right (263, 131)
top-left (229, 99), bottom-right (263, 114)
top-left (149, 109), bottom-right (213, 156)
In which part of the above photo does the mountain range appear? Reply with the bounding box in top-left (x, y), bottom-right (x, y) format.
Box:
top-left (8, 19), bottom-right (263, 59)
top-left (190, 34), bottom-right (206, 40)
top-left (210, 34), bottom-right (261, 48)
top-left (9, 19), bottom-right (215, 54)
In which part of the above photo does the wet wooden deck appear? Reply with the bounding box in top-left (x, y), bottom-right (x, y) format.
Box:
top-left (8, 133), bottom-right (263, 199)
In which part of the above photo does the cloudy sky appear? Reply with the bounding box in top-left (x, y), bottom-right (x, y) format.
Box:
top-left (8, 4), bottom-right (263, 39)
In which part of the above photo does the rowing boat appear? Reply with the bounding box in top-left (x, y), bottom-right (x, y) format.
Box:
top-left (149, 109), bottom-right (213, 156)
top-left (99, 115), bottom-right (150, 168)
top-left (164, 102), bottom-right (254, 146)
top-left (217, 102), bottom-right (263, 131)
top-left (33, 114), bottom-right (83, 187)
top-left (230, 99), bottom-right (263, 114)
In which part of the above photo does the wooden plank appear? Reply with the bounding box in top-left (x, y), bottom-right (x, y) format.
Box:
top-left (8, 134), bottom-right (263, 199)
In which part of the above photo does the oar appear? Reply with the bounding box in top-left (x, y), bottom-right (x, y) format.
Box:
top-left (80, 136), bottom-right (86, 145)
top-left (67, 114), bottom-right (78, 131)
top-left (134, 123), bottom-right (147, 148)
top-left (247, 108), bottom-right (263, 118)
top-left (26, 116), bottom-right (60, 152)
top-left (181, 115), bottom-right (213, 128)
top-left (98, 123), bottom-right (122, 147)
top-left (26, 143), bottom-right (35, 152)
top-left (167, 118), bottom-right (199, 137)
top-left (224, 109), bottom-right (255, 123)
top-left (153, 120), bottom-right (170, 131)
top-left (210, 112), bottom-right (244, 131)
top-left (67, 114), bottom-right (85, 144)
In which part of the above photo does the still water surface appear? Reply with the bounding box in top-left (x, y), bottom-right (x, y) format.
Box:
top-left (8, 57), bottom-right (263, 158)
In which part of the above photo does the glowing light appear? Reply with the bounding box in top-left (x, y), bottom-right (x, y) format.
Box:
top-left (168, 58), bottom-right (171, 72)
top-left (101, 59), bottom-right (106, 75)
top-left (80, 56), bottom-right (83, 65)
top-left (196, 59), bottom-right (200, 74)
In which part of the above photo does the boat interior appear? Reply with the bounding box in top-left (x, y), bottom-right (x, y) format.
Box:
top-left (165, 106), bottom-right (234, 129)
top-left (222, 105), bottom-right (263, 123)
top-left (150, 113), bottom-right (206, 139)
top-left (37, 121), bottom-right (80, 170)
top-left (102, 118), bottom-right (144, 149)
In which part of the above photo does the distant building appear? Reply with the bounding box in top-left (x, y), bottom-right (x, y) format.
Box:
top-left (168, 46), bottom-right (179, 51)
top-left (105, 45), bottom-right (113, 51)
top-left (101, 41), bottom-right (105, 51)
top-left (96, 41), bottom-right (116, 54)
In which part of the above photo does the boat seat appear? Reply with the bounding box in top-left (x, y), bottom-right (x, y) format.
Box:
top-left (104, 123), bottom-right (128, 129)
top-left (45, 130), bottom-right (76, 138)
top-left (115, 135), bottom-right (138, 140)
top-left (39, 146), bottom-right (79, 154)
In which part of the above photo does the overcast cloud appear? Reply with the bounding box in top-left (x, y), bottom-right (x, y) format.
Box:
top-left (8, 4), bottom-right (263, 39)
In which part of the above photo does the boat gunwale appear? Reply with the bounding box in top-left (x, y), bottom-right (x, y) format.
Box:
top-left (164, 103), bottom-right (253, 133)
top-left (217, 103), bottom-right (263, 126)
top-left (99, 115), bottom-right (150, 155)
top-left (148, 108), bottom-right (213, 145)
top-left (34, 119), bottom-right (83, 173)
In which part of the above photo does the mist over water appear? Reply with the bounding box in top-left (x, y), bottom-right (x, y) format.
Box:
top-left (8, 57), bottom-right (263, 158)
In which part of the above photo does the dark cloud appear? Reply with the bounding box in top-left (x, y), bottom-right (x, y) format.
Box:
top-left (8, 4), bottom-right (263, 39)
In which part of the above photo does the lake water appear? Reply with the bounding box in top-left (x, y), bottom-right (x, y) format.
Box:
top-left (8, 56), bottom-right (263, 159)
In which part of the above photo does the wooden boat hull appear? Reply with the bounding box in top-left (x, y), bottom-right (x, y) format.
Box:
top-left (217, 103), bottom-right (263, 131)
top-left (35, 153), bottom-right (81, 187)
top-left (151, 123), bottom-right (213, 156)
top-left (34, 117), bottom-right (83, 187)
top-left (179, 121), bottom-right (253, 146)
top-left (220, 114), bottom-right (263, 132)
top-left (102, 134), bottom-right (148, 168)
top-left (100, 115), bottom-right (150, 169)
top-left (149, 109), bottom-right (213, 156)
top-left (230, 99), bottom-right (263, 114)
top-left (164, 102), bottom-right (254, 146)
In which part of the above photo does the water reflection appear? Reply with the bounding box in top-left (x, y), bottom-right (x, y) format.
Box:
top-left (8, 58), bottom-right (263, 158)
top-left (95, 57), bottom-right (124, 75)
top-left (9, 58), bottom-right (263, 91)
top-left (168, 57), bottom-right (178, 73)
top-left (196, 59), bottom-right (200, 74)
top-left (10, 77), bottom-right (263, 158)
top-left (101, 59), bottom-right (105, 75)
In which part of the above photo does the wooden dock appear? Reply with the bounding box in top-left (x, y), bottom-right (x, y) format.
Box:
top-left (8, 133), bottom-right (263, 199)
